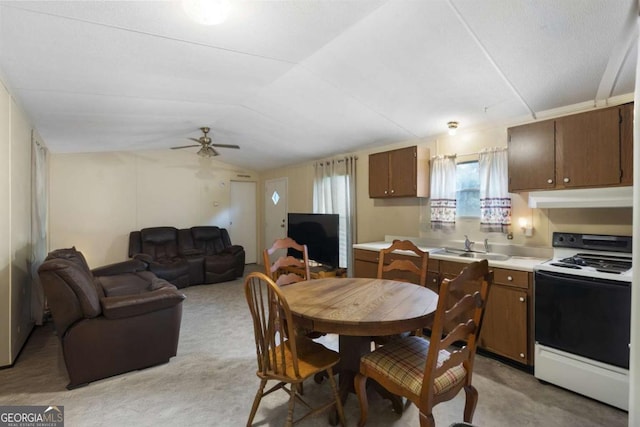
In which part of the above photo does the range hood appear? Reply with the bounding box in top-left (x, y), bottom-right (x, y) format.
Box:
top-left (528, 186), bottom-right (633, 208)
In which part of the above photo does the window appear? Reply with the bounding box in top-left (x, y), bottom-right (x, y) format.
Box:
top-left (456, 161), bottom-right (480, 218)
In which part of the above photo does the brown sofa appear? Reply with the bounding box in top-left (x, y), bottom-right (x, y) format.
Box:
top-left (128, 226), bottom-right (245, 288)
top-left (38, 247), bottom-right (186, 389)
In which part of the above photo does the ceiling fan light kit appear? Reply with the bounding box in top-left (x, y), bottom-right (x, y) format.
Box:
top-left (197, 146), bottom-right (217, 158)
top-left (171, 127), bottom-right (240, 157)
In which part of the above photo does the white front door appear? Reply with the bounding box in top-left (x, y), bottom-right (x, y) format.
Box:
top-left (264, 178), bottom-right (287, 257)
top-left (229, 181), bottom-right (257, 264)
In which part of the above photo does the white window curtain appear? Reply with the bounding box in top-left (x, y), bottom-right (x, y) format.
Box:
top-left (430, 155), bottom-right (457, 230)
top-left (313, 156), bottom-right (357, 276)
top-left (479, 147), bottom-right (511, 232)
top-left (30, 135), bottom-right (48, 324)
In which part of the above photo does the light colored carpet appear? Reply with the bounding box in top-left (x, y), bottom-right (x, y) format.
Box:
top-left (0, 265), bottom-right (627, 426)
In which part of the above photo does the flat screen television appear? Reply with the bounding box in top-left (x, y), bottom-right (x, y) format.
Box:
top-left (287, 213), bottom-right (340, 268)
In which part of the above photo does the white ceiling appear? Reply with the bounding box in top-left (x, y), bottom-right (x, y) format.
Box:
top-left (0, 0), bottom-right (636, 171)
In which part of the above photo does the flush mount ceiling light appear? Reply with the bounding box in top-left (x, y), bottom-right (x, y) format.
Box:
top-left (182, 0), bottom-right (231, 26)
top-left (447, 121), bottom-right (459, 135)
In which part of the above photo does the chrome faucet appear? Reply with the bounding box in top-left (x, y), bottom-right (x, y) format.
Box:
top-left (464, 235), bottom-right (474, 252)
top-left (484, 238), bottom-right (490, 253)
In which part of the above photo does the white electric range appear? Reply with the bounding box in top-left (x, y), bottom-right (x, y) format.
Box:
top-left (533, 233), bottom-right (632, 411)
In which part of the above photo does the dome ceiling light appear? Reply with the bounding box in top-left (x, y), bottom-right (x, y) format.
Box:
top-left (447, 121), bottom-right (459, 135)
top-left (182, 0), bottom-right (231, 26)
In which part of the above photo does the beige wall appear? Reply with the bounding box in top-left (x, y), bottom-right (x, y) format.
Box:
top-left (0, 81), bottom-right (35, 366)
top-left (49, 150), bottom-right (259, 267)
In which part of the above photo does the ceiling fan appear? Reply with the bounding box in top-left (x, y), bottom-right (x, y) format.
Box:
top-left (171, 127), bottom-right (240, 157)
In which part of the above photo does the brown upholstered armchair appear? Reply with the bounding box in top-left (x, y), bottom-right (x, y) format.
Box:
top-left (38, 247), bottom-right (186, 389)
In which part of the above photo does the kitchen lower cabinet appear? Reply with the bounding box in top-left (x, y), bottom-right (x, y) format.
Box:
top-left (354, 249), bottom-right (533, 365)
top-left (441, 261), bottom-right (532, 365)
top-left (478, 268), bottom-right (532, 365)
top-left (353, 248), bottom-right (380, 278)
top-left (353, 248), bottom-right (438, 290)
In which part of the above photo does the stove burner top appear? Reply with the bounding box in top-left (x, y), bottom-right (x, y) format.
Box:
top-left (556, 253), bottom-right (632, 274)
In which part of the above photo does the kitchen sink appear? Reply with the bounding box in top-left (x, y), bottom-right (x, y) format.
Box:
top-left (458, 252), bottom-right (510, 261)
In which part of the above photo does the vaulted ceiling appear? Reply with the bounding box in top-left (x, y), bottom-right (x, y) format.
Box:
top-left (0, 0), bottom-right (636, 171)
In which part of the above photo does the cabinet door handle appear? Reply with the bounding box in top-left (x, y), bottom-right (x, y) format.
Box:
top-left (507, 275), bottom-right (513, 281)
top-left (547, 178), bottom-right (553, 184)
top-left (519, 353), bottom-right (525, 359)
top-left (390, 189), bottom-right (395, 194)
top-left (563, 177), bottom-right (570, 183)
top-left (519, 296), bottom-right (525, 302)
top-left (384, 190), bottom-right (388, 195)
top-left (432, 278), bottom-right (437, 283)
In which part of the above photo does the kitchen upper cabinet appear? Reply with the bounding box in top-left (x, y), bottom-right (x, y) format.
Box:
top-left (369, 146), bottom-right (430, 198)
top-left (508, 119), bottom-right (555, 192)
top-left (620, 102), bottom-right (634, 186)
top-left (556, 106), bottom-right (621, 188)
top-left (508, 103), bottom-right (632, 192)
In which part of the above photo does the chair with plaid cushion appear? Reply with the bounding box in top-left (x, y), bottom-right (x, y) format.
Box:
top-left (354, 260), bottom-right (492, 427)
top-left (373, 239), bottom-right (429, 347)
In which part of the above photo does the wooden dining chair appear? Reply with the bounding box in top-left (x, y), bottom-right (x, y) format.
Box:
top-left (264, 237), bottom-right (311, 286)
top-left (374, 239), bottom-right (429, 345)
top-left (354, 260), bottom-right (492, 427)
top-left (377, 239), bottom-right (428, 286)
top-left (244, 272), bottom-right (346, 427)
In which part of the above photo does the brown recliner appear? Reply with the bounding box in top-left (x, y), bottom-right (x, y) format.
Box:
top-left (38, 247), bottom-right (186, 389)
top-left (184, 226), bottom-right (245, 283)
top-left (129, 227), bottom-right (191, 288)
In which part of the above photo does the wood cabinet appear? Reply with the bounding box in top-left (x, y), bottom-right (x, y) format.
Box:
top-left (369, 146), bottom-right (430, 198)
top-left (620, 102), bottom-right (634, 186)
top-left (353, 248), bottom-right (381, 278)
top-left (353, 248), bottom-right (439, 293)
top-left (507, 119), bottom-right (556, 191)
top-left (354, 248), bottom-right (534, 365)
top-left (508, 103), bottom-right (632, 192)
top-left (555, 107), bottom-right (621, 188)
top-left (478, 268), bottom-right (531, 365)
top-left (439, 260), bottom-right (532, 365)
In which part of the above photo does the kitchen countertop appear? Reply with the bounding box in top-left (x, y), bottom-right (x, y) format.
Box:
top-left (353, 241), bottom-right (550, 272)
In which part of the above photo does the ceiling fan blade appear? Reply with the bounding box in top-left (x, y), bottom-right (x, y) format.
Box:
top-left (171, 144), bottom-right (200, 150)
top-left (210, 143), bottom-right (240, 149)
top-left (188, 137), bottom-right (203, 143)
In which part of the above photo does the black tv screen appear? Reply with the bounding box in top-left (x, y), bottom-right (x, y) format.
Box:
top-left (287, 213), bottom-right (340, 268)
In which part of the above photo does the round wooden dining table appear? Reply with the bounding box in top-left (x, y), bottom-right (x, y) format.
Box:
top-left (280, 277), bottom-right (439, 418)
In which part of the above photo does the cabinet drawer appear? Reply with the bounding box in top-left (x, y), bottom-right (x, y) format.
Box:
top-left (354, 249), bottom-right (379, 263)
top-left (493, 268), bottom-right (528, 289)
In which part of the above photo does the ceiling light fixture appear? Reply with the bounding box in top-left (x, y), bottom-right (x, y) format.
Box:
top-left (197, 146), bottom-right (216, 158)
top-left (447, 121), bottom-right (459, 135)
top-left (182, 0), bottom-right (231, 26)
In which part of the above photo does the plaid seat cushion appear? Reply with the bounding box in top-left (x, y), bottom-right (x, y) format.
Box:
top-left (360, 335), bottom-right (467, 397)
